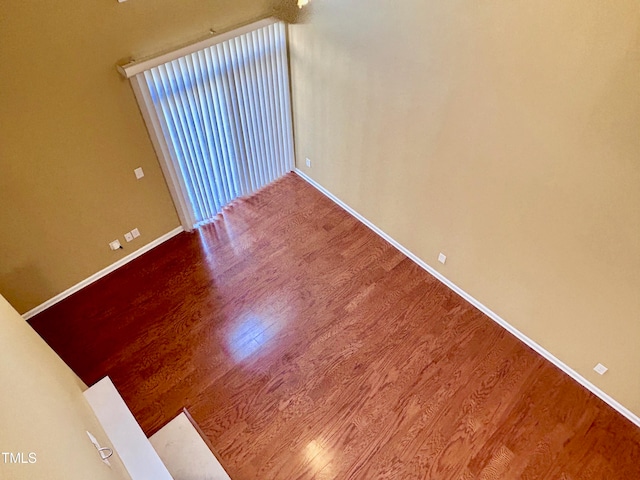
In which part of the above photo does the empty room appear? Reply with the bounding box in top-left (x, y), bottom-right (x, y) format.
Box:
top-left (1, 0), bottom-right (639, 479)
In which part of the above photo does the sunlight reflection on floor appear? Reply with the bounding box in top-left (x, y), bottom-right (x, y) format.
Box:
top-left (228, 315), bottom-right (276, 362)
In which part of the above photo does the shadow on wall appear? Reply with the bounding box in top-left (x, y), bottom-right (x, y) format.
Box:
top-left (0, 265), bottom-right (52, 315)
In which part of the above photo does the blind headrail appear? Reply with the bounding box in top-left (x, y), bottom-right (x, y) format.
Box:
top-left (116, 17), bottom-right (278, 79)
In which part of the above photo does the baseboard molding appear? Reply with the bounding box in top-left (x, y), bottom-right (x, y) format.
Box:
top-left (22, 227), bottom-right (184, 320)
top-left (295, 169), bottom-right (640, 429)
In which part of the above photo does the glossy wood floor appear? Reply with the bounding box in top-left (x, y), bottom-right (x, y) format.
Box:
top-left (30, 173), bottom-right (640, 479)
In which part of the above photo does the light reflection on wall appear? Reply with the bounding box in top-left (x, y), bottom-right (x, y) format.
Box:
top-left (228, 315), bottom-right (276, 362)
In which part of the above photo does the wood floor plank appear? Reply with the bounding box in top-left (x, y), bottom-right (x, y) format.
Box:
top-left (29, 173), bottom-right (640, 479)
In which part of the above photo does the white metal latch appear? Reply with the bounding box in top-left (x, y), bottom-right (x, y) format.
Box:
top-left (86, 431), bottom-right (113, 467)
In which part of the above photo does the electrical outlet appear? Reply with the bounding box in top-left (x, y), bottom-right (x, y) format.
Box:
top-left (438, 252), bottom-right (447, 264)
top-left (131, 228), bottom-right (140, 238)
top-left (124, 232), bottom-right (133, 242)
top-left (134, 167), bottom-right (144, 179)
top-left (594, 363), bottom-right (608, 375)
top-left (305, 158), bottom-right (311, 168)
top-left (109, 240), bottom-right (122, 251)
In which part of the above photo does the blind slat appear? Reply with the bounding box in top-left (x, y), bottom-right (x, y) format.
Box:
top-left (241, 34), bottom-right (268, 187)
top-left (253, 30), bottom-right (275, 184)
top-left (203, 47), bottom-right (236, 205)
top-left (152, 66), bottom-right (207, 219)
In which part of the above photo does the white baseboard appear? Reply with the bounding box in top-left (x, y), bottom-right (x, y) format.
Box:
top-left (295, 169), bottom-right (640, 429)
top-left (22, 227), bottom-right (184, 320)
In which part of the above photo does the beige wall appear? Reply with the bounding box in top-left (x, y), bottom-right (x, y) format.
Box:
top-left (0, 0), bottom-right (289, 314)
top-left (0, 294), bottom-right (131, 479)
top-left (290, 1), bottom-right (640, 416)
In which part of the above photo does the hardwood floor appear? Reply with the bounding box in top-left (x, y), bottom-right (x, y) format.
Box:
top-left (30, 173), bottom-right (640, 479)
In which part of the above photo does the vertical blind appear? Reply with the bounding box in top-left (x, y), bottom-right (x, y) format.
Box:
top-left (138, 21), bottom-right (294, 225)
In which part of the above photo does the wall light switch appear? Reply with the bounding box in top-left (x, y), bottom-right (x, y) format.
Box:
top-left (438, 252), bottom-right (447, 264)
top-left (131, 228), bottom-right (140, 238)
top-left (594, 363), bottom-right (608, 375)
top-left (124, 232), bottom-right (133, 242)
top-left (134, 167), bottom-right (144, 179)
